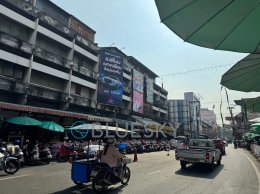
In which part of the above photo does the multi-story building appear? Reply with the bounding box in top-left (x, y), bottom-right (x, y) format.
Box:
top-left (100, 47), bottom-right (168, 124)
top-left (200, 108), bottom-right (218, 138)
top-left (0, 0), bottom-right (169, 141)
top-left (168, 92), bottom-right (202, 138)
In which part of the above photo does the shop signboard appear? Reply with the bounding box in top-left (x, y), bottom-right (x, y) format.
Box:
top-left (133, 90), bottom-right (144, 114)
top-left (133, 69), bottom-right (144, 93)
top-left (97, 49), bottom-right (124, 106)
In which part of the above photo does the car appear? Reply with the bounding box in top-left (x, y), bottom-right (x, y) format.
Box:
top-left (83, 145), bottom-right (104, 158)
top-left (175, 139), bottom-right (222, 171)
top-left (212, 139), bottom-right (225, 155)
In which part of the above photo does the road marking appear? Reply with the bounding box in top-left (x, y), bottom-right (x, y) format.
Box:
top-left (239, 150), bottom-right (260, 194)
top-left (0, 174), bottom-right (30, 181)
top-left (147, 170), bottom-right (160, 175)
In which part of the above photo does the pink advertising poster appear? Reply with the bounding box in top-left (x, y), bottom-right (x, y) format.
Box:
top-left (133, 90), bottom-right (144, 114)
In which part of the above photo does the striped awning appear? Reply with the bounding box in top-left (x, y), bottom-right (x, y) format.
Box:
top-left (0, 101), bottom-right (113, 123)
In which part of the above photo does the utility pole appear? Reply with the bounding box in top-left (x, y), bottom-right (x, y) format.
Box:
top-left (227, 106), bottom-right (235, 139)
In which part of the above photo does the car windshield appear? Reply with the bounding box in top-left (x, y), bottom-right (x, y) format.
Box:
top-left (190, 140), bottom-right (213, 147)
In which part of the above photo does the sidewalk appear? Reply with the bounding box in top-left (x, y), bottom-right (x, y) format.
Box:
top-left (238, 148), bottom-right (260, 171)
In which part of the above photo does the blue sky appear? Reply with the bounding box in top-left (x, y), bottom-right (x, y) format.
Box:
top-left (51, 0), bottom-right (259, 124)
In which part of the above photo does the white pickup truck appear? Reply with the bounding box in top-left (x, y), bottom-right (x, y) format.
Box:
top-left (175, 139), bottom-right (222, 171)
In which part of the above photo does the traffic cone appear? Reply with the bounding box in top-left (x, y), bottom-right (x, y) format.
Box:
top-left (133, 151), bottom-right (138, 162)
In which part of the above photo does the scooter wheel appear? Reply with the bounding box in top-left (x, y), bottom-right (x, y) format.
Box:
top-left (4, 159), bottom-right (20, 174)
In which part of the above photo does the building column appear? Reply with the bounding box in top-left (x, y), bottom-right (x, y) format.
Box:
top-left (60, 38), bottom-right (75, 110)
top-left (18, 18), bottom-right (39, 105)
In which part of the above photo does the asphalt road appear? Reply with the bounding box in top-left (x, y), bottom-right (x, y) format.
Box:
top-left (0, 145), bottom-right (259, 194)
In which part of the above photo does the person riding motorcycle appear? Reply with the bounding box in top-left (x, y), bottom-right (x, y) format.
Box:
top-left (101, 137), bottom-right (125, 180)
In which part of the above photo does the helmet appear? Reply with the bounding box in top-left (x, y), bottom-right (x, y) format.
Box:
top-left (14, 140), bottom-right (20, 145)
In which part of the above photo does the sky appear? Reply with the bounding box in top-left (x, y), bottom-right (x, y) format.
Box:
top-left (51, 0), bottom-right (259, 125)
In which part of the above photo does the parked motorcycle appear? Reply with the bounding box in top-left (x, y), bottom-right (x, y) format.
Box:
top-left (91, 157), bottom-right (131, 193)
top-left (24, 143), bottom-right (52, 165)
top-left (6, 144), bottom-right (24, 165)
top-left (0, 148), bottom-right (20, 174)
top-left (38, 144), bottom-right (52, 164)
top-left (56, 144), bottom-right (78, 162)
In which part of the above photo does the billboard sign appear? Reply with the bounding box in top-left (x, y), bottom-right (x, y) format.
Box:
top-left (97, 49), bottom-right (124, 106)
top-left (133, 69), bottom-right (144, 93)
top-left (146, 78), bottom-right (153, 104)
top-left (133, 90), bottom-right (144, 114)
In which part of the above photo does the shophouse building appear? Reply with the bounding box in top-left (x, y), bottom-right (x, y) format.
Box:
top-left (0, 0), bottom-right (169, 141)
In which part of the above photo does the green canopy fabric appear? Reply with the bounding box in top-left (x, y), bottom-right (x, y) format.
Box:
top-left (250, 123), bottom-right (260, 133)
top-left (7, 116), bottom-right (41, 126)
top-left (244, 132), bottom-right (256, 140)
top-left (155, 0), bottom-right (260, 53)
top-left (235, 97), bottom-right (260, 112)
top-left (39, 121), bottom-right (64, 133)
top-left (221, 54), bottom-right (260, 92)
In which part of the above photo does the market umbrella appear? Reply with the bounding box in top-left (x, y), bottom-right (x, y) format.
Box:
top-left (221, 53), bottom-right (260, 92)
top-left (155, 0), bottom-right (260, 53)
top-left (250, 122), bottom-right (260, 133)
top-left (6, 116), bottom-right (41, 126)
top-left (244, 132), bottom-right (256, 139)
top-left (39, 121), bottom-right (64, 133)
top-left (235, 97), bottom-right (260, 113)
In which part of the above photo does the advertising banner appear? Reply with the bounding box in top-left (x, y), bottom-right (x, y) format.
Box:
top-left (97, 49), bottom-right (123, 106)
top-left (133, 69), bottom-right (144, 93)
top-left (146, 78), bottom-right (153, 104)
top-left (133, 90), bottom-right (144, 114)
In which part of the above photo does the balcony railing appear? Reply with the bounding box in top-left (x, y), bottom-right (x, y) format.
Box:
top-left (70, 94), bottom-right (91, 107)
top-left (28, 83), bottom-right (62, 101)
top-left (153, 101), bottom-right (167, 110)
top-left (153, 83), bottom-right (168, 96)
top-left (33, 46), bottom-right (71, 69)
top-left (78, 66), bottom-right (97, 79)
top-left (75, 35), bottom-right (99, 53)
top-left (0, 31), bottom-right (33, 54)
top-left (0, 75), bottom-right (26, 94)
top-left (39, 11), bottom-right (74, 39)
top-left (3, 0), bottom-right (39, 18)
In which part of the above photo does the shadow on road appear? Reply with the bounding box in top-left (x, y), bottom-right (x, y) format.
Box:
top-left (50, 184), bottom-right (127, 194)
top-left (175, 164), bottom-right (224, 179)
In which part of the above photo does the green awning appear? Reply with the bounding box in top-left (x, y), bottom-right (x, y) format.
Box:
top-left (221, 54), bottom-right (260, 92)
top-left (235, 97), bottom-right (260, 112)
top-left (155, 0), bottom-right (260, 53)
top-left (7, 116), bottom-right (41, 126)
top-left (39, 121), bottom-right (64, 133)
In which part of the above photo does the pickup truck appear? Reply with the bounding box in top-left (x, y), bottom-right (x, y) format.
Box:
top-left (175, 139), bottom-right (222, 171)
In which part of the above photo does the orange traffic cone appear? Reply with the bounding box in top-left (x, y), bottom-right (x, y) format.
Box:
top-left (133, 151), bottom-right (138, 162)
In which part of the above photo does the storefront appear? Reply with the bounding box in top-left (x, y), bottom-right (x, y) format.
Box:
top-left (0, 102), bottom-right (113, 143)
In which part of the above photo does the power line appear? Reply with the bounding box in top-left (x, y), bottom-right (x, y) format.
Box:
top-left (159, 63), bottom-right (233, 78)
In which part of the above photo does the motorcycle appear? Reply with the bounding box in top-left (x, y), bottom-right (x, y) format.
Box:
top-left (6, 144), bottom-right (24, 165)
top-left (38, 144), bottom-right (52, 164)
top-left (0, 148), bottom-right (20, 174)
top-left (56, 144), bottom-right (78, 162)
top-left (91, 157), bottom-right (131, 193)
top-left (24, 143), bottom-right (52, 165)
